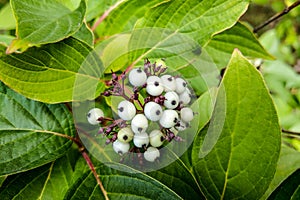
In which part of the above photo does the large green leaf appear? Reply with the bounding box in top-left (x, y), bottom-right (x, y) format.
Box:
top-left (136, 0), bottom-right (250, 46)
top-left (8, 0), bottom-right (86, 52)
top-left (205, 22), bottom-right (274, 69)
top-left (268, 169), bottom-right (300, 200)
top-left (0, 3), bottom-right (16, 30)
top-left (0, 81), bottom-right (75, 175)
top-left (192, 50), bottom-right (281, 199)
top-left (262, 145), bottom-right (300, 199)
top-left (65, 160), bottom-right (182, 200)
top-left (0, 147), bottom-right (79, 200)
top-left (0, 37), bottom-right (104, 103)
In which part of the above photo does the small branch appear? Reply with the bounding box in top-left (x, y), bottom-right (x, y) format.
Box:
top-left (91, 0), bottom-right (126, 31)
top-left (282, 129), bottom-right (300, 136)
top-left (253, 0), bottom-right (300, 33)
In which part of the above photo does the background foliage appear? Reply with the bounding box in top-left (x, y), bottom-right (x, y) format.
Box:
top-left (0, 0), bottom-right (299, 199)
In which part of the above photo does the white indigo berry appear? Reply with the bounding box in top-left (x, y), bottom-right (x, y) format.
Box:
top-left (129, 68), bottom-right (147, 87)
top-left (144, 147), bottom-right (160, 162)
top-left (164, 91), bottom-right (179, 109)
top-left (146, 76), bottom-right (164, 96)
top-left (113, 140), bottom-right (130, 155)
top-left (133, 132), bottom-right (149, 148)
top-left (161, 75), bottom-right (176, 92)
top-left (144, 102), bottom-right (163, 121)
top-left (117, 127), bottom-right (134, 143)
top-left (159, 110), bottom-right (179, 128)
top-left (179, 89), bottom-right (191, 105)
top-left (131, 114), bottom-right (148, 134)
top-left (149, 130), bottom-right (164, 147)
top-left (118, 100), bottom-right (136, 120)
top-left (180, 107), bottom-right (194, 122)
top-left (87, 108), bottom-right (104, 125)
top-left (175, 78), bottom-right (187, 94)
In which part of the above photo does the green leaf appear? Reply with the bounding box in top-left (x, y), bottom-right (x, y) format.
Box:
top-left (0, 3), bottom-right (16, 30)
top-left (72, 22), bottom-right (94, 47)
top-left (262, 145), bottom-right (300, 199)
top-left (0, 147), bottom-right (78, 200)
top-left (8, 0), bottom-right (86, 53)
top-left (95, 0), bottom-right (167, 37)
top-left (0, 176), bottom-right (6, 187)
top-left (268, 169), bottom-right (300, 200)
top-left (0, 37), bottom-right (104, 103)
top-left (86, 0), bottom-right (119, 22)
top-left (136, 0), bottom-right (250, 46)
top-left (192, 50), bottom-right (281, 199)
top-left (205, 22), bottom-right (274, 69)
top-left (0, 81), bottom-right (75, 175)
top-left (0, 35), bottom-right (15, 47)
top-left (65, 160), bottom-right (182, 200)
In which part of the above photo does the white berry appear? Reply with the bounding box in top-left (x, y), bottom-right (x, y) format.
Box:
top-left (118, 100), bottom-right (136, 120)
top-left (117, 127), bottom-right (134, 143)
top-left (159, 110), bottom-right (179, 128)
top-left (146, 76), bottom-right (164, 96)
top-left (149, 130), bottom-right (164, 147)
top-left (144, 147), bottom-right (160, 162)
top-left (144, 102), bottom-right (163, 121)
top-left (131, 114), bottom-right (148, 134)
top-left (180, 107), bottom-right (194, 122)
top-left (87, 108), bottom-right (104, 125)
top-left (113, 140), bottom-right (130, 155)
top-left (179, 89), bottom-right (191, 105)
top-left (164, 91), bottom-right (179, 109)
top-left (161, 75), bottom-right (176, 92)
top-left (129, 68), bottom-right (147, 87)
top-left (133, 132), bottom-right (149, 148)
top-left (175, 78), bottom-right (187, 94)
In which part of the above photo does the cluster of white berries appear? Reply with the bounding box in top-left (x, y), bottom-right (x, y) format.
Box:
top-left (87, 59), bottom-right (195, 163)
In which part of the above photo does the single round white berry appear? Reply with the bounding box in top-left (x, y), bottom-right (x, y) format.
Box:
top-left (133, 132), bottom-right (149, 148)
top-left (128, 68), bottom-right (147, 87)
top-left (175, 120), bottom-right (189, 131)
top-left (175, 78), bottom-right (187, 94)
top-left (146, 76), bottom-right (164, 96)
top-left (144, 147), bottom-right (160, 162)
top-left (180, 107), bottom-right (194, 122)
top-left (117, 127), bottom-right (134, 143)
top-left (161, 75), bottom-right (176, 92)
top-left (118, 100), bottom-right (136, 120)
top-left (164, 91), bottom-right (179, 109)
top-left (87, 108), bottom-right (104, 125)
top-left (179, 89), bottom-right (191, 105)
top-left (131, 114), bottom-right (148, 134)
top-left (159, 110), bottom-right (179, 128)
top-left (149, 130), bottom-right (164, 147)
top-left (144, 102), bottom-right (163, 121)
top-left (113, 140), bottom-right (130, 155)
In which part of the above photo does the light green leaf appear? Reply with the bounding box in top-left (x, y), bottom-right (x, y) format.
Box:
top-left (72, 22), bottom-right (94, 46)
top-left (205, 22), bottom-right (274, 69)
top-left (262, 145), bottom-right (300, 199)
top-left (0, 3), bottom-right (16, 30)
top-left (0, 147), bottom-right (78, 200)
top-left (8, 0), bottom-right (86, 53)
top-left (192, 50), bottom-right (281, 199)
top-left (136, 0), bottom-right (250, 46)
top-left (0, 35), bottom-right (15, 47)
top-left (0, 37), bottom-right (104, 103)
top-left (0, 81), bottom-right (75, 175)
top-left (268, 169), bottom-right (300, 200)
top-left (86, 0), bottom-right (120, 22)
top-left (65, 160), bottom-right (182, 200)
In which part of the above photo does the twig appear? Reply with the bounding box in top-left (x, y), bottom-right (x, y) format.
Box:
top-left (282, 129), bottom-right (300, 136)
top-left (253, 0), bottom-right (300, 33)
top-left (91, 0), bottom-right (126, 31)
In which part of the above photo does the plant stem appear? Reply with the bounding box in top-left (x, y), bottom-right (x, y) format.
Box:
top-left (253, 0), bottom-right (300, 33)
top-left (282, 129), bottom-right (300, 135)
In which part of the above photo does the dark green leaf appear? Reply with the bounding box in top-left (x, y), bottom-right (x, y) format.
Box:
top-left (192, 50), bottom-right (281, 199)
top-left (8, 0), bottom-right (86, 52)
top-left (0, 37), bottom-right (104, 103)
top-left (0, 81), bottom-right (75, 175)
top-left (72, 22), bottom-right (94, 46)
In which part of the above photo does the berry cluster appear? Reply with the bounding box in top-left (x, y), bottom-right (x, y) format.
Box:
top-left (87, 59), bottom-right (195, 163)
